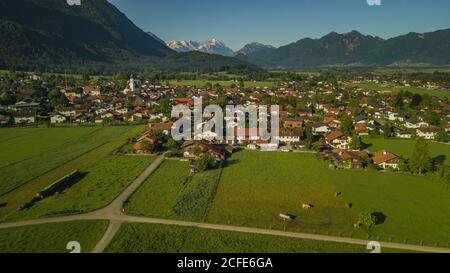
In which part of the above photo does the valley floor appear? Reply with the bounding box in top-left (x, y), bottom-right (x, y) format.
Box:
top-left (0, 127), bottom-right (449, 253)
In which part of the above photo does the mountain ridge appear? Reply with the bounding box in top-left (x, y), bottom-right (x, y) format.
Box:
top-left (168, 39), bottom-right (235, 56)
top-left (0, 0), bottom-right (261, 73)
top-left (239, 29), bottom-right (450, 68)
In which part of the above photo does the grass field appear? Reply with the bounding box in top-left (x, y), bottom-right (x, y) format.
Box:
top-left (207, 151), bottom-right (450, 246)
top-left (353, 82), bottom-right (449, 98)
top-left (105, 223), bottom-right (390, 253)
top-left (125, 159), bottom-right (221, 221)
top-left (0, 126), bottom-right (144, 196)
top-left (168, 79), bottom-right (276, 88)
top-left (362, 136), bottom-right (450, 164)
top-left (0, 126), bottom-right (146, 220)
top-left (0, 220), bottom-right (108, 253)
top-left (6, 155), bottom-right (155, 221)
top-left (0, 70), bottom-right (109, 80)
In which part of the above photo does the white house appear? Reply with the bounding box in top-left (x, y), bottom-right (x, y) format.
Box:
top-left (395, 131), bottom-right (413, 139)
top-left (416, 127), bottom-right (439, 140)
top-left (325, 130), bottom-right (351, 150)
top-left (313, 124), bottom-right (331, 135)
top-left (13, 110), bottom-right (36, 124)
top-left (50, 114), bottom-right (67, 124)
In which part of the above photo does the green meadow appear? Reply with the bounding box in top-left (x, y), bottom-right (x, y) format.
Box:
top-left (0, 126), bottom-right (144, 196)
top-left (6, 155), bottom-right (154, 221)
top-left (353, 82), bottom-right (449, 98)
top-left (0, 125), bottom-right (146, 220)
top-left (168, 79), bottom-right (276, 88)
top-left (207, 151), bottom-right (450, 247)
top-left (125, 159), bottom-right (221, 222)
top-left (106, 223), bottom-right (390, 253)
top-left (362, 136), bottom-right (450, 164)
top-left (0, 221), bottom-right (108, 253)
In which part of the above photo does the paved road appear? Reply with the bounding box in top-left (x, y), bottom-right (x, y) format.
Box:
top-left (91, 220), bottom-right (123, 253)
top-left (1, 154), bottom-right (449, 253)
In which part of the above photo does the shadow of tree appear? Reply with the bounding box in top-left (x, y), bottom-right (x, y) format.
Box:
top-left (361, 142), bottom-right (373, 150)
top-left (372, 212), bottom-right (387, 225)
top-left (223, 159), bottom-right (240, 169)
top-left (432, 155), bottom-right (447, 166)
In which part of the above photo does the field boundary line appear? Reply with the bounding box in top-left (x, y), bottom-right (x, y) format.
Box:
top-left (202, 162), bottom-right (224, 222)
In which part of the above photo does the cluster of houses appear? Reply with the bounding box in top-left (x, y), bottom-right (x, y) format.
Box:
top-left (133, 119), bottom-right (407, 171)
top-left (118, 75), bottom-right (449, 172)
top-left (2, 73), bottom-right (447, 172)
top-left (1, 75), bottom-right (170, 125)
top-left (1, 73), bottom-right (448, 143)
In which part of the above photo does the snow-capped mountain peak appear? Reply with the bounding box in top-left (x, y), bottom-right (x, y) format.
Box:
top-left (167, 39), bottom-right (235, 57)
top-left (167, 40), bottom-right (200, 52)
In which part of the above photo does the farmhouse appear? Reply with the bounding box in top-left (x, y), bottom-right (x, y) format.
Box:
top-left (83, 84), bottom-right (103, 96)
top-left (254, 139), bottom-right (279, 151)
top-left (312, 123), bottom-right (330, 135)
top-left (395, 130), bottom-right (413, 139)
top-left (0, 114), bottom-right (10, 125)
top-left (330, 150), bottom-right (369, 169)
top-left (416, 127), bottom-right (439, 140)
top-left (372, 150), bottom-right (403, 170)
top-left (325, 130), bottom-right (351, 150)
top-left (148, 122), bottom-right (174, 135)
top-left (172, 98), bottom-right (194, 107)
top-left (59, 107), bottom-right (77, 118)
top-left (355, 123), bottom-right (369, 136)
top-left (182, 140), bottom-right (227, 161)
top-left (283, 120), bottom-right (303, 128)
top-left (278, 127), bottom-right (304, 144)
top-left (13, 110), bottom-right (36, 124)
top-left (50, 114), bottom-right (67, 124)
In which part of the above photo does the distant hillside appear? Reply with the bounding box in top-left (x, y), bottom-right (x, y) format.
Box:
top-left (240, 30), bottom-right (450, 68)
top-left (237, 42), bottom-right (275, 56)
top-left (146, 32), bottom-right (166, 46)
top-left (0, 0), bottom-right (260, 73)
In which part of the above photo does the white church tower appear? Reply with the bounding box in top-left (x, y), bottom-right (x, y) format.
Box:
top-left (123, 75), bottom-right (140, 94)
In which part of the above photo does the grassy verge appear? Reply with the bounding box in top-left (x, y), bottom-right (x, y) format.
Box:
top-left (0, 220), bottom-right (108, 253)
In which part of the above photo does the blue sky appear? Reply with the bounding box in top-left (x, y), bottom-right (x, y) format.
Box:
top-left (108, 0), bottom-right (450, 51)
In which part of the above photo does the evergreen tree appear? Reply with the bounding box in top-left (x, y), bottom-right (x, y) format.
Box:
top-left (409, 138), bottom-right (433, 175)
top-left (383, 122), bottom-right (392, 138)
top-left (349, 135), bottom-right (363, 150)
top-left (339, 113), bottom-right (354, 134)
top-left (304, 124), bottom-right (314, 149)
top-left (435, 129), bottom-right (449, 143)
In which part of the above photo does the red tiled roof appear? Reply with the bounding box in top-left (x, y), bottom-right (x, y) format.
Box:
top-left (372, 150), bottom-right (399, 165)
top-left (325, 130), bottom-right (345, 141)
